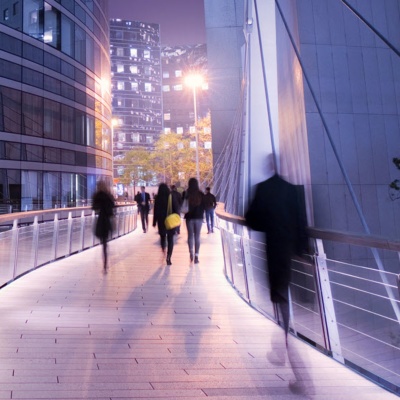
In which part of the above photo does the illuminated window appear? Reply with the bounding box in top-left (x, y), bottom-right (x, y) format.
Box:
top-left (189, 126), bottom-right (195, 134)
top-left (117, 81), bottom-right (124, 90)
top-left (145, 83), bottom-right (152, 92)
top-left (117, 132), bottom-right (126, 142)
top-left (130, 65), bottom-right (138, 74)
top-left (3, 8), bottom-right (9, 21)
top-left (174, 84), bottom-right (182, 91)
top-left (175, 70), bottom-right (182, 77)
top-left (164, 128), bottom-right (171, 134)
top-left (177, 127), bottom-right (183, 134)
top-left (131, 133), bottom-right (140, 143)
top-left (162, 85), bottom-right (170, 92)
top-left (146, 135), bottom-right (153, 143)
top-left (116, 64), bottom-right (124, 73)
top-left (144, 49), bottom-right (150, 58)
top-left (163, 71), bottom-right (169, 78)
top-left (131, 82), bottom-right (138, 91)
top-left (116, 47), bottom-right (124, 56)
top-left (130, 48), bottom-right (137, 57)
top-left (164, 113), bottom-right (170, 120)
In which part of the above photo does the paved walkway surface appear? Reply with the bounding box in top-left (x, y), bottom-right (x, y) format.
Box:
top-left (0, 224), bottom-right (398, 399)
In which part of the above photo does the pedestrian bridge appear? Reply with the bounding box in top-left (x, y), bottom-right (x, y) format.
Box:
top-left (0, 205), bottom-right (398, 399)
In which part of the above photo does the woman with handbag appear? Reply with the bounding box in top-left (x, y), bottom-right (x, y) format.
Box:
top-left (152, 183), bottom-right (180, 265)
top-left (183, 177), bottom-right (205, 264)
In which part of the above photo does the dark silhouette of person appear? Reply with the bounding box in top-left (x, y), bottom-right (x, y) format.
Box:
top-left (183, 177), bottom-right (205, 264)
top-left (170, 184), bottom-right (182, 234)
top-left (203, 187), bottom-right (217, 233)
top-left (92, 181), bottom-right (115, 270)
top-left (136, 186), bottom-right (150, 233)
top-left (153, 183), bottom-right (180, 265)
top-left (245, 173), bottom-right (308, 342)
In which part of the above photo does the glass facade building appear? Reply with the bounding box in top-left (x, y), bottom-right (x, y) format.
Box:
top-left (110, 19), bottom-right (162, 179)
top-left (0, 0), bottom-right (112, 212)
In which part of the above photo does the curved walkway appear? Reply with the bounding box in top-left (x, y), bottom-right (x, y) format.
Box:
top-left (0, 225), bottom-right (397, 399)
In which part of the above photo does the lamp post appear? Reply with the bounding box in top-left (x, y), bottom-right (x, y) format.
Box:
top-left (185, 74), bottom-right (203, 183)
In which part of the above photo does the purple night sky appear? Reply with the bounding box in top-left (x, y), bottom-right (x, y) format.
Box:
top-left (108, 0), bottom-right (206, 46)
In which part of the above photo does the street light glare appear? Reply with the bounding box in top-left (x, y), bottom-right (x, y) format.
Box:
top-left (185, 74), bottom-right (204, 88)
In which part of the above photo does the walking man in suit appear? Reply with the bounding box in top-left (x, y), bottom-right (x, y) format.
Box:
top-left (137, 186), bottom-right (151, 233)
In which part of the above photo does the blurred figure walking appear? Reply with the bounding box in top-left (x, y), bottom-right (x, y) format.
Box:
top-left (204, 187), bottom-right (217, 233)
top-left (92, 181), bottom-right (115, 270)
top-left (153, 183), bottom-right (180, 265)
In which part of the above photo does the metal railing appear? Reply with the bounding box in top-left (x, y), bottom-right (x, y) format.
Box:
top-left (0, 204), bottom-right (137, 288)
top-left (216, 205), bottom-right (400, 395)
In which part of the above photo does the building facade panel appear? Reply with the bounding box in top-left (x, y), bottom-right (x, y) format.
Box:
top-left (0, 0), bottom-right (112, 211)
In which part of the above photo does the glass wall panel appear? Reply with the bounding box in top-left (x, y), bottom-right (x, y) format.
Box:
top-left (61, 14), bottom-right (74, 57)
top-left (86, 114), bottom-right (95, 146)
top-left (44, 2), bottom-right (60, 49)
top-left (21, 170), bottom-right (42, 210)
top-left (5, 142), bottom-right (21, 160)
top-left (24, 144), bottom-right (43, 162)
top-left (43, 171), bottom-right (60, 209)
top-left (75, 24), bottom-right (86, 64)
top-left (0, 86), bottom-right (22, 133)
top-left (23, 0), bottom-right (44, 40)
top-left (44, 147), bottom-right (60, 163)
top-left (1, 0), bottom-right (22, 29)
top-left (76, 174), bottom-right (86, 206)
top-left (22, 92), bottom-right (43, 137)
top-left (61, 104), bottom-right (74, 142)
top-left (61, 172), bottom-right (74, 207)
top-left (44, 99), bottom-right (61, 140)
top-left (86, 33), bottom-right (94, 71)
top-left (75, 109), bottom-right (85, 144)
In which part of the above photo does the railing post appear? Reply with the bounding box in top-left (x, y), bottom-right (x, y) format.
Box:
top-left (53, 213), bottom-right (59, 260)
top-left (242, 227), bottom-right (255, 303)
top-left (11, 218), bottom-right (19, 279)
top-left (315, 238), bottom-right (344, 363)
top-left (32, 216), bottom-right (39, 269)
top-left (80, 210), bottom-right (85, 250)
top-left (67, 211), bottom-right (73, 255)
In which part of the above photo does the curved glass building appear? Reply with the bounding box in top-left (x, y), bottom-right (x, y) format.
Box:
top-left (0, 0), bottom-right (111, 212)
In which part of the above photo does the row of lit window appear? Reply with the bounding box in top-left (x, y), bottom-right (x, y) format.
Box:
top-left (115, 132), bottom-right (153, 145)
top-left (114, 81), bottom-right (154, 93)
top-left (112, 47), bottom-right (155, 59)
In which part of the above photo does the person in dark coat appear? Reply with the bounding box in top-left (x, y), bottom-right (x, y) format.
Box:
top-left (183, 177), bottom-right (205, 264)
top-left (136, 186), bottom-right (151, 233)
top-left (203, 187), bottom-right (217, 233)
top-left (152, 183), bottom-right (180, 266)
top-left (92, 181), bottom-right (115, 270)
top-left (245, 173), bottom-right (308, 341)
top-left (170, 185), bottom-right (182, 234)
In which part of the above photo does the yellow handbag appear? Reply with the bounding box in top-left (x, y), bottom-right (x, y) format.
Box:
top-left (165, 194), bottom-right (181, 230)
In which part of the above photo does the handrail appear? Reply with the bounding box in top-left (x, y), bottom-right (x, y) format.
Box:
top-left (215, 203), bottom-right (400, 252)
top-left (0, 203), bottom-right (137, 225)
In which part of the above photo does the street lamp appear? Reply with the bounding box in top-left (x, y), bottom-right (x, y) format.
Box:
top-left (185, 74), bottom-right (204, 182)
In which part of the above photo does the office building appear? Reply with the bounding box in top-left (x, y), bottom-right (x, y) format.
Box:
top-left (161, 44), bottom-right (208, 134)
top-left (0, 0), bottom-right (112, 212)
top-left (110, 19), bottom-right (162, 179)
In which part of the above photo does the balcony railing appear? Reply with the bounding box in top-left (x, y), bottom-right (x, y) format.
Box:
top-left (216, 204), bottom-right (400, 395)
top-left (0, 204), bottom-right (137, 288)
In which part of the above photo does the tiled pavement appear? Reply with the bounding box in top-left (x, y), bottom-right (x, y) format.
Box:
top-left (0, 224), bottom-right (398, 399)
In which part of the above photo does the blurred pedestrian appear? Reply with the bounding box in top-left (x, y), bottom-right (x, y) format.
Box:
top-left (153, 183), bottom-right (180, 265)
top-left (92, 180), bottom-right (115, 270)
top-left (136, 186), bottom-right (150, 233)
top-left (245, 173), bottom-right (308, 342)
top-left (170, 184), bottom-right (182, 234)
top-left (183, 177), bottom-right (205, 264)
top-left (204, 187), bottom-right (217, 233)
